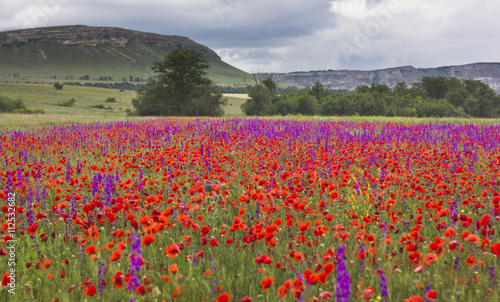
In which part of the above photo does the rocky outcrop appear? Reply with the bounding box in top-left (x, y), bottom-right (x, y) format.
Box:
top-left (0, 25), bottom-right (220, 59)
top-left (259, 63), bottom-right (500, 92)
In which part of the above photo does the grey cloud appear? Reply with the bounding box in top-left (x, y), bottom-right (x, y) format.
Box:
top-left (1, 0), bottom-right (500, 73)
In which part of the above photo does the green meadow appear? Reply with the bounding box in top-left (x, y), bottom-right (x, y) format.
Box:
top-left (0, 83), bottom-right (249, 129)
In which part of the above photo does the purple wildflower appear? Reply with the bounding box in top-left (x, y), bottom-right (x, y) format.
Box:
top-left (382, 221), bottom-right (388, 243)
top-left (378, 268), bottom-right (389, 302)
top-left (98, 261), bottom-right (106, 292)
top-left (454, 256), bottom-right (460, 271)
top-left (128, 235), bottom-right (142, 291)
top-left (193, 249), bottom-right (199, 266)
top-left (335, 245), bottom-right (351, 302)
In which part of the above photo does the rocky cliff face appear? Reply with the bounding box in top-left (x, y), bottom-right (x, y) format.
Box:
top-left (259, 63), bottom-right (500, 92)
top-left (0, 25), bottom-right (220, 59)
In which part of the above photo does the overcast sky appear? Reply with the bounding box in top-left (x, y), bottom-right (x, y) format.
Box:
top-left (1, 0), bottom-right (500, 73)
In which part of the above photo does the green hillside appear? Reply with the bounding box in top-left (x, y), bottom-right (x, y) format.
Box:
top-left (0, 25), bottom-right (252, 87)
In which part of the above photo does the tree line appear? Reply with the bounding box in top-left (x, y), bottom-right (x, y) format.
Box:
top-left (241, 77), bottom-right (500, 118)
top-left (63, 81), bottom-right (142, 90)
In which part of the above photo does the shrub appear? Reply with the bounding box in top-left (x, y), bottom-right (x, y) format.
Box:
top-left (105, 97), bottom-right (117, 103)
top-left (53, 82), bottom-right (64, 90)
top-left (0, 97), bottom-right (44, 114)
top-left (13, 108), bottom-right (45, 114)
top-left (57, 98), bottom-right (76, 107)
top-left (125, 108), bottom-right (137, 116)
top-left (90, 104), bottom-right (112, 110)
top-left (0, 96), bottom-right (27, 112)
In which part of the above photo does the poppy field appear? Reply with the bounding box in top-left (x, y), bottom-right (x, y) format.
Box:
top-left (1, 117), bottom-right (500, 302)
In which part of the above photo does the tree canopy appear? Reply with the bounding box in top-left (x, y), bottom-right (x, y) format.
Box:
top-left (240, 77), bottom-right (500, 118)
top-left (132, 48), bottom-right (226, 116)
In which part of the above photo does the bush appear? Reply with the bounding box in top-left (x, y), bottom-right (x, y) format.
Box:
top-left (12, 108), bottom-right (45, 114)
top-left (105, 97), bottom-right (117, 103)
top-left (0, 96), bottom-right (26, 112)
top-left (54, 82), bottom-right (64, 90)
top-left (57, 98), bottom-right (76, 107)
top-left (125, 108), bottom-right (137, 116)
top-left (90, 104), bottom-right (112, 110)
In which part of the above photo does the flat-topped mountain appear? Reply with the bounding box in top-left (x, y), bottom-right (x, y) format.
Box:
top-left (0, 25), bottom-right (250, 85)
top-left (259, 62), bottom-right (500, 92)
top-left (0, 25), bottom-right (219, 57)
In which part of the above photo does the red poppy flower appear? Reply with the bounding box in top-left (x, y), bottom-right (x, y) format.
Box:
top-left (109, 250), bottom-right (122, 262)
top-left (210, 238), bottom-right (219, 247)
top-left (41, 258), bottom-right (52, 270)
top-left (479, 214), bottom-right (490, 226)
top-left (323, 263), bottom-right (334, 274)
top-left (491, 242), bottom-right (500, 257)
top-left (363, 287), bottom-right (374, 300)
top-left (165, 243), bottom-right (181, 258)
top-left (217, 293), bottom-right (231, 302)
top-left (169, 263), bottom-right (178, 274)
top-left (404, 296), bottom-right (423, 302)
top-left (277, 280), bottom-right (292, 298)
top-left (85, 245), bottom-right (97, 255)
top-left (2, 272), bottom-right (12, 286)
top-left (111, 272), bottom-right (123, 289)
top-left (85, 285), bottom-right (96, 296)
top-left (142, 235), bottom-right (156, 247)
top-left (465, 234), bottom-right (480, 245)
top-left (425, 290), bottom-right (438, 301)
top-left (261, 277), bottom-right (273, 291)
top-left (172, 285), bottom-right (182, 300)
top-left (135, 285), bottom-right (146, 295)
top-left (293, 252), bottom-right (304, 263)
top-left (27, 223), bottom-right (39, 235)
top-left (254, 254), bottom-right (273, 264)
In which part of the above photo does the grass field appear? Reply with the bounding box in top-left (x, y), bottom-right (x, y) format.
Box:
top-left (0, 83), bottom-right (249, 129)
top-left (222, 94), bottom-right (247, 117)
top-left (0, 82), bottom-right (136, 115)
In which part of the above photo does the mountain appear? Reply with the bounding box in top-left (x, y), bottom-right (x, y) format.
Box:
top-left (0, 25), bottom-right (251, 86)
top-left (258, 63), bottom-right (500, 92)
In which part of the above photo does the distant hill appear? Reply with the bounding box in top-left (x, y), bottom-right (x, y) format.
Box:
top-left (0, 25), bottom-right (252, 86)
top-left (258, 63), bottom-right (500, 92)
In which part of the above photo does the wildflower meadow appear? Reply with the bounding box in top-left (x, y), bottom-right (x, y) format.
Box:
top-left (1, 117), bottom-right (499, 302)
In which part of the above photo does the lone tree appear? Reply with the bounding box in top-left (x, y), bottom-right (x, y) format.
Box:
top-left (132, 48), bottom-right (226, 116)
